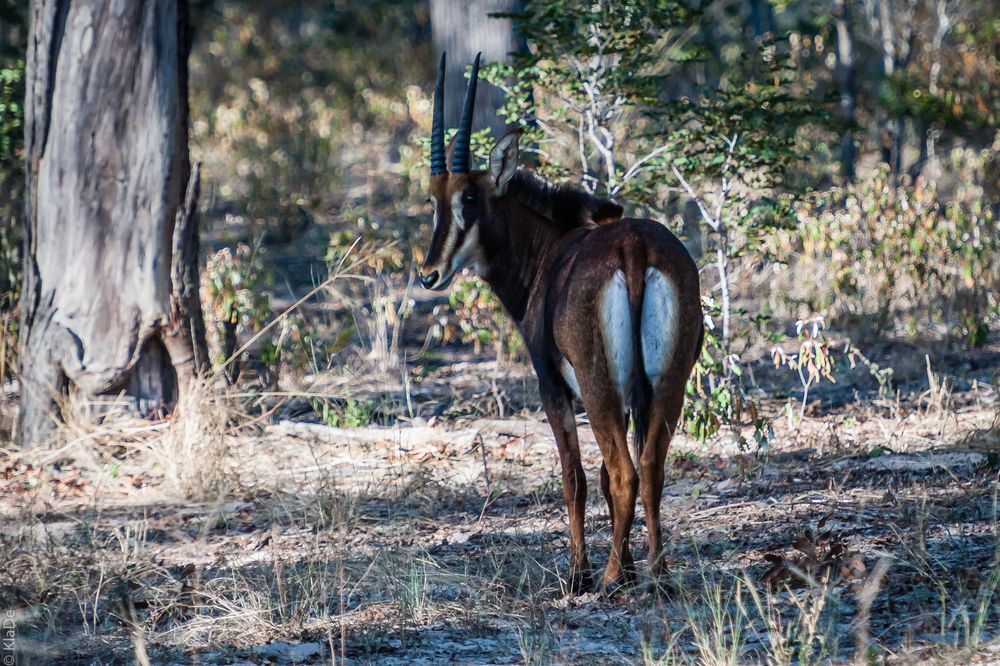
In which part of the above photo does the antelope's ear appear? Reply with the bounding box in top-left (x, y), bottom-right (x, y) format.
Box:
top-left (489, 131), bottom-right (520, 195)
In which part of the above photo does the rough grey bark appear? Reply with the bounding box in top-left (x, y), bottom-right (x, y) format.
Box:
top-left (19, 0), bottom-right (207, 446)
top-left (430, 0), bottom-right (523, 139)
top-left (834, 0), bottom-right (857, 181)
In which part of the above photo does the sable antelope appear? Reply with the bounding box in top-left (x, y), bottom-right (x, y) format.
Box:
top-left (419, 53), bottom-right (703, 592)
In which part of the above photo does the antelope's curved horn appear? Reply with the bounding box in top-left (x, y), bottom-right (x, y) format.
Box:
top-left (430, 52), bottom-right (447, 175)
top-left (451, 52), bottom-right (480, 174)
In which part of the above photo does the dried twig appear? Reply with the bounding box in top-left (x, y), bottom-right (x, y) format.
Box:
top-left (853, 556), bottom-right (893, 663)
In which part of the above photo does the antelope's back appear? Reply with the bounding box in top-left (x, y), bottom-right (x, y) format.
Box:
top-left (551, 217), bottom-right (699, 310)
top-left (547, 217), bottom-right (702, 383)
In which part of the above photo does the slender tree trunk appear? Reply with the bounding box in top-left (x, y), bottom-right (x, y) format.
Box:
top-left (743, 0), bottom-right (774, 82)
top-left (430, 0), bottom-right (523, 138)
top-left (910, 118), bottom-right (929, 180)
top-left (18, 0), bottom-right (207, 447)
top-left (747, 0), bottom-right (774, 44)
top-left (891, 115), bottom-right (906, 175)
top-left (912, 0), bottom-right (953, 180)
top-left (875, 0), bottom-right (897, 169)
top-left (870, 0), bottom-right (917, 178)
top-left (876, 0), bottom-right (896, 79)
top-left (833, 0), bottom-right (856, 182)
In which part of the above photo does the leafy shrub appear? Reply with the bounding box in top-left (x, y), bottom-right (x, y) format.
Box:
top-left (0, 60), bottom-right (21, 163)
top-left (312, 397), bottom-right (374, 428)
top-left (770, 166), bottom-right (999, 344)
top-left (483, 0), bottom-right (701, 199)
top-left (201, 241), bottom-right (274, 365)
top-left (429, 276), bottom-right (524, 359)
top-left (190, 0), bottom-right (430, 232)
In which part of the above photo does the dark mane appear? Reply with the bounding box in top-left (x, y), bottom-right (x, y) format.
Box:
top-left (507, 169), bottom-right (624, 228)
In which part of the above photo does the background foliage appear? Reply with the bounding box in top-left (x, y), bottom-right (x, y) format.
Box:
top-left (0, 0), bottom-right (997, 440)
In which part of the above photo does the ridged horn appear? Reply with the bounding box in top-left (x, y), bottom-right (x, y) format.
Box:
top-left (430, 52), bottom-right (447, 175)
top-left (451, 52), bottom-right (480, 173)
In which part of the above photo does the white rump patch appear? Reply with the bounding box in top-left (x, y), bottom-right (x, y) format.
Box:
top-left (641, 268), bottom-right (680, 389)
top-left (560, 358), bottom-right (582, 402)
top-left (600, 270), bottom-right (634, 411)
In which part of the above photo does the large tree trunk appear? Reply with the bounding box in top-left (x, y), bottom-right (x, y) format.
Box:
top-left (18, 0), bottom-right (207, 447)
top-left (430, 0), bottom-right (523, 139)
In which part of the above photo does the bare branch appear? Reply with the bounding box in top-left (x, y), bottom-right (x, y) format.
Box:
top-left (712, 133), bottom-right (740, 226)
top-left (671, 165), bottom-right (715, 229)
top-left (615, 144), bottom-right (672, 195)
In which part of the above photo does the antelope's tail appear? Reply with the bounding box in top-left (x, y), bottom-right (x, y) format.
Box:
top-left (624, 257), bottom-right (652, 468)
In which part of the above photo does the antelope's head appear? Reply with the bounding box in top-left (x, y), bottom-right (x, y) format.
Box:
top-left (419, 53), bottom-right (518, 291)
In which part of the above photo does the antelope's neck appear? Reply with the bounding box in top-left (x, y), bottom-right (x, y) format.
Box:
top-left (479, 200), bottom-right (574, 324)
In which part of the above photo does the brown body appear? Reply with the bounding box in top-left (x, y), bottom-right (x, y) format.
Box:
top-left (420, 57), bottom-right (702, 590)
top-left (532, 217), bottom-right (703, 589)
top-left (422, 140), bottom-right (702, 590)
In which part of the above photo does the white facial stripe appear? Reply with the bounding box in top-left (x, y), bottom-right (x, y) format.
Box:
top-left (451, 191), bottom-right (466, 230)
top-left (450, 223), bottom-right (483, 275)
top-left (426, 190), bottom-right (484, 287)
top-left (435, 215), bottom-right (459, 271)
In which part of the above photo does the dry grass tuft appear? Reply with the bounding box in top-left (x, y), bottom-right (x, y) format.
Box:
top-left (33, 376), bottom-right (237, 502)
top-left (148, 377), bottom-right (233, 501)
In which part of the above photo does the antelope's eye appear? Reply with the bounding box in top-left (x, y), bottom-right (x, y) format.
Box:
top-left (462, 191), bottom-right (478, 204)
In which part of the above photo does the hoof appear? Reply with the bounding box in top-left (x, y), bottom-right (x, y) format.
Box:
top-left (600, 569), bottom-right (637, 599)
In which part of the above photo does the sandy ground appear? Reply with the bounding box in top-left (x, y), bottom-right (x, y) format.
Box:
top-left (1, 351), bottom-right (998, 665)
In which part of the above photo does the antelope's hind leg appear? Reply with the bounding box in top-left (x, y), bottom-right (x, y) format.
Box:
top-left (600, 458), bottom-right (636, 580)
top-left (587, 400), bottom-right (637, 592)
top-left (581, 270), bottom-right (639, 592)
top-left (599, 461), bottom-right (636, 570)
top-left (638, 267), bottom-right (687, 593)
top-left (638, 397), bottom-right (684, 594)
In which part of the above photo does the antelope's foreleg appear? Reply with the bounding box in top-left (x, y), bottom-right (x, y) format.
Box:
top-left (540, 386), bottom-right (590, 592)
